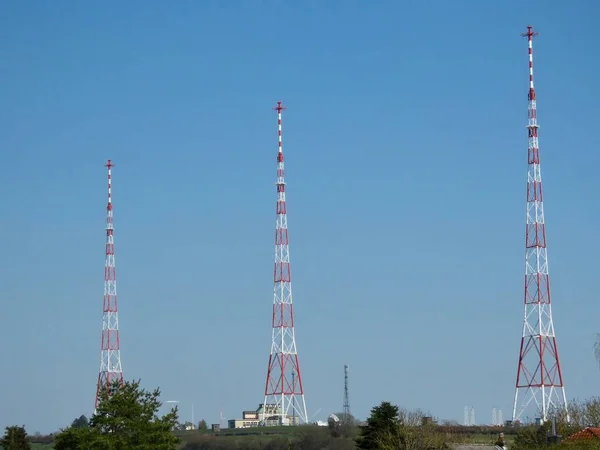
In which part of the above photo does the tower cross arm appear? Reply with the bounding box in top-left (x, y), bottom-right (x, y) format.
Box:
top-left (521, 25), bottom-right (539, 39)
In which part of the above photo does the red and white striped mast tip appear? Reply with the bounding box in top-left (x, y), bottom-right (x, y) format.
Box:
top-left (520, 25), bottom-right (539, 97)
top-left (274, 101), bottom-right (286, 162)
top-left (105, 159), bottom-right (114, 209)
top-left (273, 101), bottom-right (286, 116)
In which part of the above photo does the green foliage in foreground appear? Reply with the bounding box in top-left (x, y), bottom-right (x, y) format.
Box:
top-left (510, 397), bottom-right (600, 450)
top-left (356, 402), bottom-right (401, 449)
top-left (52, 380), bottom-right (179, 450)
top-left (14, 395), bottom-right (600, 449)
top-left (0, 425), bottom-right (31, 450)
top-left (355, 402), bottom-right (448, 450)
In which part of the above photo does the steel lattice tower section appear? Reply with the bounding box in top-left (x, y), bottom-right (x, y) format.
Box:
top-left (263, 101), bottom-right (308, 425)
top-left (95, 159), bottom-right (124, 411)
top-left (512, 26), bottom-right (568, 424)
top-left (343, 365), bottom-right (351, 418)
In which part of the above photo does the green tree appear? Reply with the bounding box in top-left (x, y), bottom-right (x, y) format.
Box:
top-left (0, 425), bottom-right (31, 450)
top-left (54, 379), bottom-right (179, 450)
top-left (197, 419), bottom-right (208, 431)
top-left (380, 417), bottom-right (446, 450)
top-left (52, 426), bottom-right (98, 450)
top-left (512, 424), bottom-right (550, 450)
top-left (356, 401), bottom-right (400, 449)
top-left (71, 415), bottom-right (90, 429)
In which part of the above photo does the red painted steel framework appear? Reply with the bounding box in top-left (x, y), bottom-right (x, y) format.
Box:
top-left (263, 102), bottom-right (308, 425)
top-left (512, 26), bottom-right (568, 424)
top-left (95, 160), bottom-right (124, 411)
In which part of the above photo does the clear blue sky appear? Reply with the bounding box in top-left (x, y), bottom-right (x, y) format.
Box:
top-left (1, 0), bottom-right (599, 434)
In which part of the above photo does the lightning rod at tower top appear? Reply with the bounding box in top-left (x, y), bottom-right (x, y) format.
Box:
top-left (512, 25), bottom-right (568, 424)
top-left (263, 101), bottom-right (308, 426)
top-left (95, 159), bottom-right (124, 412)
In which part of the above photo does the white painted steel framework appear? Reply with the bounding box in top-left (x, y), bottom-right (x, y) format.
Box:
top-left (263, 102), bottom-right (308, 425)
top-left (95, 160), bottom-right (124, 411)
top-left (512, 26), bottom-right (568, 424)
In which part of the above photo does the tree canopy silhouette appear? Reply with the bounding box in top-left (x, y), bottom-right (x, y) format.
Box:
top-left (53, 379), bottom-right (179, 450)
top-left (356, 401), bottom-right (400, 449)
top-left (0, 425), bottom-right (31, 450)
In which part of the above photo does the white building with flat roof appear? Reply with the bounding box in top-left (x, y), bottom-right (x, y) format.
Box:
top-left (228, 403), bottom-right (299, 428)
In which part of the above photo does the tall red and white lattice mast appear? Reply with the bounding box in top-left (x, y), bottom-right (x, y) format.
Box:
top-left (512, 26), bottom-right (568, 424)
top-left (263, 102), bottom-right (308, 425)
top-left (95, 159), bottom-right (124, 411)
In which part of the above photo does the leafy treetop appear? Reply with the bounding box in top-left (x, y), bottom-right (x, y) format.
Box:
top-left (0, 425), bottom-right (31, 450)
top-left (356, 401), bottom-right (400, 449)
top-left (71, 415), bottom-right (90, 429)
top-left (53, 379), bottom-right (179, 450)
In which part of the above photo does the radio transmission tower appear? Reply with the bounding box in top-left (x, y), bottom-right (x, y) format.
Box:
top-left (95, 160), bottom-right (124, 411)
top-left (512, 26), bottom-right (568, 424)
top-left (263, 102), bottom-right (308, 425)
top-left (343, 365), bottom-right (351, 417)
